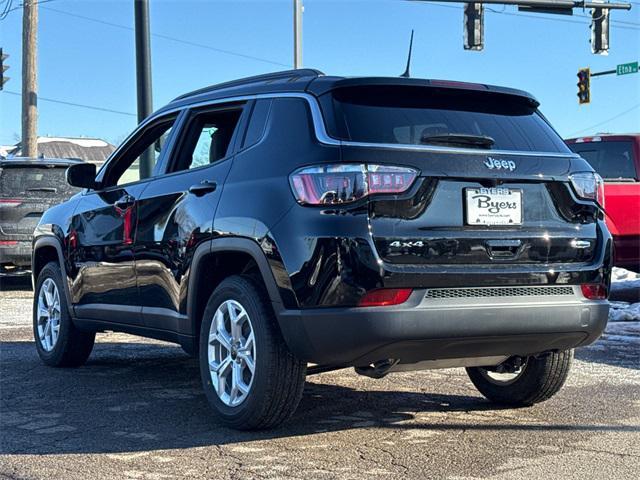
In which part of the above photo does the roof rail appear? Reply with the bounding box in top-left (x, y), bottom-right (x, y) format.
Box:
top-left (172, 68), bottom-right (325, 102)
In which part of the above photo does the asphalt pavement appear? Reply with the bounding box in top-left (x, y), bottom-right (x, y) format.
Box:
top-left (1, 279), bottom-right (639, 479)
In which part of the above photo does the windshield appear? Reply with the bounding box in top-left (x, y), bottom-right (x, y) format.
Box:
top-left (568, 140), bottom-right (638, 181)
top-left (320, 85), bottom-right (570, 153)
top-left (0, 165), bottom-right (79, 198)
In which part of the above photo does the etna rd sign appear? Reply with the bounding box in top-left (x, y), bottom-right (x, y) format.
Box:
top-left (617, 62), bottom-right (638, 76)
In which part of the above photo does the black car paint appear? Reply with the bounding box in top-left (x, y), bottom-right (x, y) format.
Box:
top-left (32, 70), bottom-right (612, 363)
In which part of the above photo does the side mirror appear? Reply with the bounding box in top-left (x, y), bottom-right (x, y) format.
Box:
top-left (66, 163), bottom-right (97, 189)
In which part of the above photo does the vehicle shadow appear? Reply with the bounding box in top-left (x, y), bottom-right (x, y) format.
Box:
top-left (1, 340), bottom-right (638, 456)
top-left (0, 275), bottom-right (32, 291)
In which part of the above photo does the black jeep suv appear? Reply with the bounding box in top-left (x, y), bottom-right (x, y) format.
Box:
top-left (32, 69), bottom-right (611, 430)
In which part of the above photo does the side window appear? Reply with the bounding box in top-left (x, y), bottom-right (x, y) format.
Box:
top-left (103, 116), bottom-right (177, 188)
top-left (171, 105), bottom-right (244, 173)
top-left (241, 99), bottom-right (272, 149)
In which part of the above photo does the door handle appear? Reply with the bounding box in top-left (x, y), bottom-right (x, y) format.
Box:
top-left (189, 180), bottom-right (217, 196)
top-left (114, 194), bottom-right (135, 211)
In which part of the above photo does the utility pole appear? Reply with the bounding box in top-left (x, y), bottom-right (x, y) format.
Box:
top-left (293, 0), bottom-right (303, 68)
top-left (134, 0), bottom-right (154, 178)
top-left (21, 0), bottom-right (38, 158)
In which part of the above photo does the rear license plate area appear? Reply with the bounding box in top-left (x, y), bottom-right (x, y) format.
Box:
top-left (465, 187), bottom-right (523, 226)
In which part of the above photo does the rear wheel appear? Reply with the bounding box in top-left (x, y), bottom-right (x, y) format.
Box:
top-left (466, 350), bottom-right (573, 406)
top-left (33, 262), bottom-right (95, 367)
top-left (198, 275), bottom-right (306, 430)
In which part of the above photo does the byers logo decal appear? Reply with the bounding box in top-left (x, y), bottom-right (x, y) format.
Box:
top-left (471, 188), bottom-right (518, 214)
top-left (484, 157), bottom-right (516, 171)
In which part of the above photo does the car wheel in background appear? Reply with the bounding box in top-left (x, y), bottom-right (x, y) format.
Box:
top-left (466, 350), bottom-right (573, 406)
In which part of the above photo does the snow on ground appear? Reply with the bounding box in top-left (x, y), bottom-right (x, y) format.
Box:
top-left (612, 267), bottom-right (640, 290)
top-left (609, 301), bottom-right (640, 322)
top-left (609, 267), bottom-right (640, 322)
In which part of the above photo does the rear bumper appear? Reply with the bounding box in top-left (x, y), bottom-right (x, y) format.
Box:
top-left (276, 288), bottom-right (609, 366)
top-left (0, 240), bottom-right (32, 274)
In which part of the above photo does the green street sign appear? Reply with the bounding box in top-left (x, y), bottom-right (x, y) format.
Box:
top-left (617, 62), bottom-right (638, 76)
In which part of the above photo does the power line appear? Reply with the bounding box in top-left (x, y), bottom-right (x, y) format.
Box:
top-left (566, 103), bottom-right (640, 136)
top-left (41, 6), bottom-right (291, 68)
top-left (2, 90), bottom-right (137, 116)
top-left (1, 0), bottom-right (58, 18)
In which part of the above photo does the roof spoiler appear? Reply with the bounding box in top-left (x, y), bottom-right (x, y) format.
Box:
top-left (173, 69), bottom-right (325, 102)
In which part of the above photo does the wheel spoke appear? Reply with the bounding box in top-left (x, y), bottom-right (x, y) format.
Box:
top-left (210, 310), bottom-right (232, 350)
top-left (239, 352), bottom-right (255, 374)
top-left (38, 305), bottom-right (49, 322)
top-left (210, 355), bottom-right (232, 374)
top-left (51, 319), bottom-right (60, 344)
top-left (228, 303), bottom-right (243, 342)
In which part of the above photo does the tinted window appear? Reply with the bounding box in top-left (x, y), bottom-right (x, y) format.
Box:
top-left (0, 165), bottom-right (80, 198)
top-left (568, 141), bottom-right (637, 181)
top-left (242, 99), bottom-right (272, 149)
top-left (320, 86), bottom-right (570, 153)
top-left (102, 115), bottom-right (178, 187)
top-left (171, 107), bottom-right (243, 173)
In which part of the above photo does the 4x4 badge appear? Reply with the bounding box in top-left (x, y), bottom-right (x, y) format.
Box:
top-left (484, 157), bottom-right (516, 172)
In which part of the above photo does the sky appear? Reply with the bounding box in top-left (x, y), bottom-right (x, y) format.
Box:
top-left (0, 0), bottom-right (639, 147)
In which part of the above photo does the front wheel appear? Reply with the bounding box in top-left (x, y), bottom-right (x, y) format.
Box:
top-left (198, 275), bottom-right (306, 430)
top-left (33, 262), bottom-right (95, 367)
top-left (466, 350), bottom-right (573, 407)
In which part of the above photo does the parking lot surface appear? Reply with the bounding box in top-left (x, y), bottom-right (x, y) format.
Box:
top-left (1, 280), bottom-right (639, 480)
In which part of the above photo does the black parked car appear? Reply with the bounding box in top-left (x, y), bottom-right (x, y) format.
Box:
top-left (32, 70), bottom-right (611, 430)
top-left (0, 157), bottom-right (82, 276)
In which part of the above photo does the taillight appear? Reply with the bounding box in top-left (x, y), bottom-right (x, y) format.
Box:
top-left (290, 164), bottom-right (418, 205)
top-left (581, 283), bottom-right (608, 300)
top-left (358, 288), bottom-right (413, 307)
top-left (0, 199), bottom-right (22, 207)
top-left (0, 240), bottom-right (18, 246)
top-left (569, 172), bottom-right (605, 209)
top-left (596, 175), bottom-right (605, 209)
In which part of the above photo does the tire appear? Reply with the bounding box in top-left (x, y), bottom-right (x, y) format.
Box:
top-left (198, 275), bottom-right (306, 430)
top-left (466, 350), bottom-right (573, 407)
top-left (33, 262), bottom-right (95, 367)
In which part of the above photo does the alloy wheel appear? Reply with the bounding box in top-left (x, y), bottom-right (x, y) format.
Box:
top-left (478, 363), bottom-right (528, 386)
top-left (207, 299), bottom-right (256, 407)
top-left (36, 278), bottom-right (61, 352)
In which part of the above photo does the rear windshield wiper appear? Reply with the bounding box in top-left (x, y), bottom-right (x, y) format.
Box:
top-left (26, 187), bottom-right (58, 193)
top-left (420, 133), bottom-right (495, 149)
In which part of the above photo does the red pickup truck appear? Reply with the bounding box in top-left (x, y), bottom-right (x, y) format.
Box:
top-left (566, 134), bottom-right (640, 270)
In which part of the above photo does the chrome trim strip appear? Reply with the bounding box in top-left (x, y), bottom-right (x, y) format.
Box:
top-left (338, 140), bottom-right (579, 158)
top-left (104, 92), bottom-right (580, 171)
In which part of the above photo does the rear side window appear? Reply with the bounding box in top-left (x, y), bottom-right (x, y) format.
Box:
top-left (568, 141), bottom-right (637, 181)
top-left (241, 99), bottom-right (272, 149)
top-left (320, 86), bottom-right (570, 153)
top-left (0, 166), bottom-right (80, 197)
top-left (170, 105), bottom-right (244, 173)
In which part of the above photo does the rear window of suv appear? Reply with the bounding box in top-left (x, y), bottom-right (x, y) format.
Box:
top-left (319, 85), bottom-right (570, 153)
top-left (0, 165), bottom-right (79, 198)
top-left (567, 140), bottom-right (638, 181)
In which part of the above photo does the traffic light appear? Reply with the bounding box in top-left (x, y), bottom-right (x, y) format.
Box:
top-left (0, 48), bottom-right (8, 91)
top-left (591, 6), bottom-right (610, 55)
top-left (577, 68), bottom-right (591, 105)
top-left (463, 3), bottom-right (484, 51)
